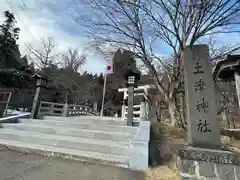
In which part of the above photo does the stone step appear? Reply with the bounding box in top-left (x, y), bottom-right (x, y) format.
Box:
top-left (0, 139), bottom-right (129, 168)
top-left (2, 123), bottom-right (134, 142)
top-left (17, 118), bottom-right (138, 134)
top-left (44, 115), bottom-right (123, 121)
top-left (43, 116), bottom-right (126, 126)
top-left (0, 129), bottom-right (130, 156)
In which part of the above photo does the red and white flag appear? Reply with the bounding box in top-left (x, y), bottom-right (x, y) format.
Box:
top-left (105, 64), bottom-right (114, 75)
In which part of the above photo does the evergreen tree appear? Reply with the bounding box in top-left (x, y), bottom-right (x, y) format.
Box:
top-left (20, 55), bottom-right (29, 68)
top-left (0, 10), bottom-right (22, 69)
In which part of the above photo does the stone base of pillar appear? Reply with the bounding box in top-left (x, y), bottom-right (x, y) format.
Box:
top-left (129, 121), bottom-right (150, 169)
top-left (175, 146), bottom-right (240, 180)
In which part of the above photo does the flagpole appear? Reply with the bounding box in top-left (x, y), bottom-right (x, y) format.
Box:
top-left (100, 74), bottom-right (107, 116)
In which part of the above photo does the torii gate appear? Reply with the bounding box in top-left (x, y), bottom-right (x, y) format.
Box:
top-left (213, 55), bottom-right (240, 115)
top-left (118, 85), bottom-right (151, 121)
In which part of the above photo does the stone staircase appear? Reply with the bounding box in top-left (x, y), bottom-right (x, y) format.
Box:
top-left (0, 116), bottom-right (149, 169)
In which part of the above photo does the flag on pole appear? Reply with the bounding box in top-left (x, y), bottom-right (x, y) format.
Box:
top-left (105, 64), bottom-right (114, 75)
top-left (101, 61), bottom-right (113, 116)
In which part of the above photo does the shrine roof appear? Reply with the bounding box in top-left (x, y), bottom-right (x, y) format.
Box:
top-left (32, 72), bottom-right (50, 81)
top-left (213, 55), bottom-right (240, 81)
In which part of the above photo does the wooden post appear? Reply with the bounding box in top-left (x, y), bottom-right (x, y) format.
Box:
top-left (2, 92), bottom-right (12, 117)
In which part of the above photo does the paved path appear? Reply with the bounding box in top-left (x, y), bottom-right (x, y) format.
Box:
top-left (0, 149), bottom-right (145, 180)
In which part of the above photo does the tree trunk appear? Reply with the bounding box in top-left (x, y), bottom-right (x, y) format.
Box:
top-left (228, 112), bottom-right (236, 129)
top-left (178, 95), bottom-right (187, 129)
top-left (221, 111), bottom-right (229, 128)
top-left (168, 101), bottom-right (177, 126)
top-left (232, 116), bottom-right (236, 129)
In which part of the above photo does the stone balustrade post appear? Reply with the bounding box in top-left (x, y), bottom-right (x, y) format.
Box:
top-left (62, 102), bottom-right (69, 117)
top-left (93, 102), bottom-right (98, 112)
top-left (121, 105), bottom-right (126, 120)
top-left (145, 101), bottom-right (149, 121)
top-left (139, 102), bottom-right (146, 121)
top-left (129, 121), bottom-right (150, 169)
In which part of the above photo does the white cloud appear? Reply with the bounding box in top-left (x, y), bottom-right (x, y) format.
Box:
top-left (0, 0), bottom-right (106, 74)
top-left (3, 0), bottom-right (239, 75)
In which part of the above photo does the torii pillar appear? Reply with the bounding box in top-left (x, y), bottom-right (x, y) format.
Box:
top-left (213, 55), bottom-right (240, 113)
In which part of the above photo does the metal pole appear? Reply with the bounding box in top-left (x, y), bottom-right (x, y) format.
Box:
top-left (100, 75), bottom-right (107, 116)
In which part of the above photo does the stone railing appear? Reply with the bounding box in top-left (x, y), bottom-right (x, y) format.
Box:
top-left (68, 104), bottom-right (100, 116)
top-left (129, 120), bottom-right (150, 169)
top-left (39, 101), bottom-right (99, 117)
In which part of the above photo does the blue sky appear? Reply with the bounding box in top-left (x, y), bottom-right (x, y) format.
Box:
top-left (1, 0), bottom-right (240, 74)
top-left (0, 0), bottom-right (108, 74)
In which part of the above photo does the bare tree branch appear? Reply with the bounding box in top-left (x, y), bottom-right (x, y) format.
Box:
top-left (74, 0), bottom-right (240, 126)
top-left (26, 36), bottom-right (59, 71)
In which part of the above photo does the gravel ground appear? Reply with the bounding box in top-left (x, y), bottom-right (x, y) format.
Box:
top-left (143, 166), bottom-right (178, 180)
top-left (0, 148), bottom-right (178, 180)
top-left (0, 149), bottom-right (144, 180)
top-left (0, 120), bottom-right (181, 180)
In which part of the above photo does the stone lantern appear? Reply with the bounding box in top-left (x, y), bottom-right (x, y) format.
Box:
top-left (124, 69), bottom-right (140, 126)
top-left (31, 73), bottom-right (49, 119)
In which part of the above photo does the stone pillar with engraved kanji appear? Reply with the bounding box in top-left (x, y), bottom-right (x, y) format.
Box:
top-left (183, 45), bottom-right (220, 148)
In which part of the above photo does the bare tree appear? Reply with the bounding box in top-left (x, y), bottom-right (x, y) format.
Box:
top-left (26, 36), bottom-right (58, 71)
top-left (61, 48), bottom-right (86, 72)
top-left (74, 0), bottom-right (240, 126)
top-left (58, 48), bottom-right (86, 103)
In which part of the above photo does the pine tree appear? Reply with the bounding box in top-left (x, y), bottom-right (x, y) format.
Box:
top-left (0, 10), bottom-right (22, 69)
top-left (20, 55), bottom-right (29, 68)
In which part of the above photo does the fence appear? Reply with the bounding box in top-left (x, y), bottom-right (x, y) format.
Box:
top-left (39, 101), bottom-right (99, 117)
